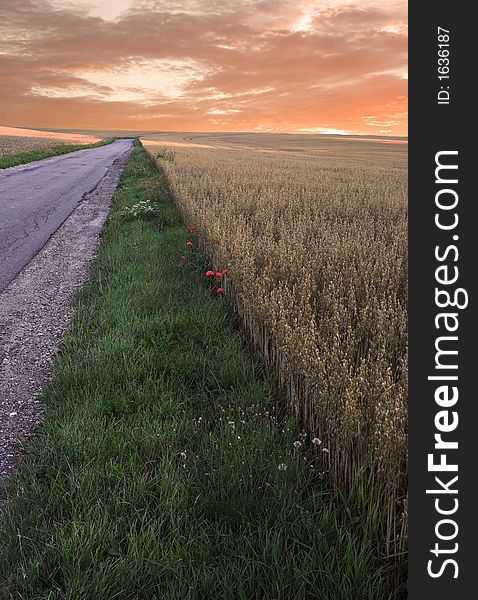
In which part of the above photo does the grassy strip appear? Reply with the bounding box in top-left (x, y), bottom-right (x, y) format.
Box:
top-left (0, 143), bottom-right (401, 599)
top-left (0, 137), bottom-right (122, 169)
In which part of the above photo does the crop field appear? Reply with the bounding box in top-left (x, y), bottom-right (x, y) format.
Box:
top-left (25, 127), bottom-right (160, 140)
top-left (0, 126), bottom-right (100, 157)
top-left (144, 132), bottom-right (408, 555)
top-left (143, 131), bottom-right (407, 168)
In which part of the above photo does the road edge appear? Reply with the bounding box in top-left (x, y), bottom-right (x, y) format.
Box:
top-left (0, 142), bottom-right (133, 507)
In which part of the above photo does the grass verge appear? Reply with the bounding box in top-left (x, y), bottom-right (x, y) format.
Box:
top-left (0, 137), bottom-right (121, 170)
top-left (0, 143), bottom-right (403, 599)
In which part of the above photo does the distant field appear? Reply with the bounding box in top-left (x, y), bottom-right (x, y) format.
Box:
top-left (22, 127), bottom-right (159, 140)
top-left (142, 131), bottom-right (407, 169)
top-left (0, 126), bottom-right (100, 156)
top-left (145, 132), bottom-right (408, 559)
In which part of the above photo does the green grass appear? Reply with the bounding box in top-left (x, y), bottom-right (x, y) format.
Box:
top-left (0, 137), bottom-right (122, 169)
top-left (0, 143), bottom-right (403, 599)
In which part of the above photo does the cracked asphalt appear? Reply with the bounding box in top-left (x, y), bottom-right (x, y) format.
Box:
top-left (0, 138), bottom-right (134, 292)
top-left (0, 139), bottom-right (133, 506)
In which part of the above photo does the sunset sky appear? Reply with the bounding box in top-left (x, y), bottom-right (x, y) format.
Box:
top-left (0, 0), bottom-right (407, 135)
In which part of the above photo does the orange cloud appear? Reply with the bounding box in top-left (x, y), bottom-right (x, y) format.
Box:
top-left (0, 0), bottom-right (407, 134)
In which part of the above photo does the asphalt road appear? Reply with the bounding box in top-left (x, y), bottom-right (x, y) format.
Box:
top-left (0, 139), bottom-right (133, 293)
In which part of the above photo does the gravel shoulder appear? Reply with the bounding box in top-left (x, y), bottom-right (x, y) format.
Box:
top-left (0, 147), bottom-right (132, 506)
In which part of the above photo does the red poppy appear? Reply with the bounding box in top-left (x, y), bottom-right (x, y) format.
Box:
top-left (215, 272), bottom-right (222, 278)
top-left (181, 255), bottom-right (185, 260)
top-left (205, 270), bottom-right (214, 277)
top-left (222, 269), bottom-right (229, 275)
top-left (217, 287), bottom-right (224, 293)
top-left (187, 226), bottom-right (196, 233)
top-left (186, 241), bottom-right (193, 247)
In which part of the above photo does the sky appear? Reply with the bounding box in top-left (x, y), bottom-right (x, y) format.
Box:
top-left (0, 0), bottom-right (407, 135)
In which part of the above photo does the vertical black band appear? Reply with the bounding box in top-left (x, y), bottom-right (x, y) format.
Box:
top-left (409, 3), bottom-right (474, 597)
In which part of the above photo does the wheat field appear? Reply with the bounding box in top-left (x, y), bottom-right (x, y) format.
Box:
top-left (143, 132), bottom-right (408, 553)
top-left (0, 126), bottom-right (100, 156)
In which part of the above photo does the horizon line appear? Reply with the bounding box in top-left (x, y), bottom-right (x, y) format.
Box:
top-left (5, 125), bottom-right (409, 140)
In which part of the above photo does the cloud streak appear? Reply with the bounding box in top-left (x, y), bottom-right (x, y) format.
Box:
top-left (0, 0), bottom-right (407, 134)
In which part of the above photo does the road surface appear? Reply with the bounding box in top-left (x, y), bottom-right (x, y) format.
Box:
top-left (0, 142), bottom-right (133, 505)
top-left (0, 139), bottom-right (133, 292)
